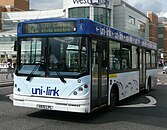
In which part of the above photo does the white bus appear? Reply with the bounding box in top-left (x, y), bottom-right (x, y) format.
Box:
top-left (13, 18), bottom-right (157, 113)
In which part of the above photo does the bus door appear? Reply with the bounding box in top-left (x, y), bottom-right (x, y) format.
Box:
top-left (139, 48), bottom-right (146, 89)
top-left (91, 39), bottom-right (108, 110)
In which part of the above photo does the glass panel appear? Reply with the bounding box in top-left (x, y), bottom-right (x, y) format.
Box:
top-left (92, 40), bottom-right (99, 101)
top-left (18, 38), bottom-right (46, 75)
top-left (129, 16), bottom-right (135, 25)
top-left (21, 38), bottom-right (43, 64)
top-left (138, 20), bottom-right (145, 32)
top-left (143, 49), bottom-right (146, 81)
top-left (48, 37), bottom-right (88, 77)
top-left (72, 8), bottom-right (78, 18)
top-left (109, 41), bottom-right (121, 70)
top-left (146, 50), bottom-right (151, 68)
top-left (122, 45), bottom-right (131, 69)
top-left (100, 42), bottom-right (107, 98)
top-left (94, 7), bottom-right (111, 26)
top-left (132, 46), bottom-right (138, 69)
top-left (69, 7), bottom-right (90, 18)
top-left (151, 50), bottom-right (156, 67)
top-left (139, 49), bottom-right (142, 84)
top-left (85, 7), bottom-right (89, 18)
top-left (18, 37), bottom-right (89, 77)
top-left (78, 8), bottom-right (85, 18)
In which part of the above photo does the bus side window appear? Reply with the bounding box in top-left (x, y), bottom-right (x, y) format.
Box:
top-left (121, 44), bottom-right (131, 69)
top-left (122, 59), bottom-right (127, 69)
top-left (109, 41), bottom-right (121, 70)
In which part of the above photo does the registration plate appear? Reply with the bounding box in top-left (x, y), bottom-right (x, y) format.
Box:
top-left (37, 104), bottom-right (53, 110)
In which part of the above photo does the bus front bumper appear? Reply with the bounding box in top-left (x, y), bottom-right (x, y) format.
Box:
top-left (13, 94), bottom-right (90, 113)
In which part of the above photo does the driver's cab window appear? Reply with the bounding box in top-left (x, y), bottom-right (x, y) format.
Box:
top-left (21, 38), bottom-right (43, 64)
top-left (48, 37), bottom-right (88, 73)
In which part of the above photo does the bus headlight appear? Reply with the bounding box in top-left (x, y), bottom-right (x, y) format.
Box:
top-left (70, 84), bottom-right (89, 97)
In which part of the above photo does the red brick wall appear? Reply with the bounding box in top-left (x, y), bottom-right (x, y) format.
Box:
top-left (147, 11), bottom-right (158, 44)
top-left (14, 0), bottom-right (29, 11)
top-left (0, 0), bottom-right (29, 30)
top-left (0, 0), bottom-right (29, 11)
top-left (0, 6), bottom-right (6, 12)
top-left (0, 0), bottom-right (14, 6)
top-left (0, 12), bottom-right (2, 30)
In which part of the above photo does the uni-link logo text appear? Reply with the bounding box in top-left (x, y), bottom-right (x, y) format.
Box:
top-left (32, 86), bottom-right (60, 96)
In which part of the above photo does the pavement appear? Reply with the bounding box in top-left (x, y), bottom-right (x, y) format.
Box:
top-left (0, 81), bottom-right (13, 87)
top-left (0, 71), bottom-right (13, 87)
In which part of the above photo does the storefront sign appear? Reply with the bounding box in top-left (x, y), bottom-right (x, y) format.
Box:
top-left (73, 0), bottom-right (111, 6)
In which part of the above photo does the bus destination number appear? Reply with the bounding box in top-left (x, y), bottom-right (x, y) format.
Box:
top-left (23, 21), bottom-right (77, 34)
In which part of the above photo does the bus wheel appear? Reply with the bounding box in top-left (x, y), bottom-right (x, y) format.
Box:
top-left (108, 87), bottom-right (118, 111)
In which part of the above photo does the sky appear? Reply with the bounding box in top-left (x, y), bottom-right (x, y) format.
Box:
top-left (124, 0), bottom-right (167, 17)
top-left (30, 0), bottom-right (167, 17)
top-left (30, 0), bottom-right (63, 10)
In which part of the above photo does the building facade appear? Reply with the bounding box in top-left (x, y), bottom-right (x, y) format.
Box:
top-left (147, 11), bottom-right (158, 43)
top-left (113, 0), bottom-right (150, 40)
top-left (0, 0), bottom-right (158, 64)
top-left (0, 0), bottom-right (29, 11)
top-left (158, 17), bottom-right (167, 62)
top-left (0, 0), bottom-right (30, 30)
top-left (0, 0), bottom-right (29, 63)
top-left (63, 0), bottom-right (114, 26)
top-left (0, 9), bottom-right (64, 63)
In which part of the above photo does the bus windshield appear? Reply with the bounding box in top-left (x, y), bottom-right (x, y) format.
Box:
top-left (18, 36), bottom-right (89, 77)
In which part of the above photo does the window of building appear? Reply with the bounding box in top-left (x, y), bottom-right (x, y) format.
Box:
top-left (69, 7), bottom-right (90, 18)
top-left (109, 41), bottom-right (121, 70)
top-left (2, 20), bottom-right (18, 30)
top-left (132, 46), bottom-right (138, 69)
top-left (146, 50), bottom-right (151, 68)
top-left (121, 44), bottom-right (131, 69)
top-left (0, 37), bottom-right (16, 42)
top-left (158, 26), bottom-right (164, 34)
top-left (158, 38), bottom-right (164, 49)
top-left (129, 16), bottom-right (135, 25)
top-left (94, 7), bottom-right (111, 26)
top-left (158, 34), bottom-right (163, 38)
top-left (138, 20), bottom-right (146, 32)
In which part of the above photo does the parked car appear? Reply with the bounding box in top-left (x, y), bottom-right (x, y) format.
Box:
top-left (163, 65), bottom-right (167, 74)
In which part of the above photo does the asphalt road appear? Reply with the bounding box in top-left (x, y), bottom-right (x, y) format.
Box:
top-left (0, 69), bottom-right (167, 130)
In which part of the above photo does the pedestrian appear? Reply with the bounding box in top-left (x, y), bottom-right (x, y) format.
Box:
top-left (13, 59), bottom-right (16, 70)
top-left (6, 62), bottom-right (13, 79)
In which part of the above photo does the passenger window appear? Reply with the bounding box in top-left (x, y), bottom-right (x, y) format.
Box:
top-left (122, 44), bottom-right (131, 69)
top-left (109, 41), bottom-right (121, 70)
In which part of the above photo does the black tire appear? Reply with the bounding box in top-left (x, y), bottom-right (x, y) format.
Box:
top-left (108, 87), bottom-right (118, 111)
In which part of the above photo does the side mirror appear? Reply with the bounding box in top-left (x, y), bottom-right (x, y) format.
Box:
top-left (14, 41), bottom-right (17, 51)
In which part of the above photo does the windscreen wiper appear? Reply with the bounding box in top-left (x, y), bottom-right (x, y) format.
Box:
top-left (26, 58), bottom-right (45, 81)
top-left (50, 61), bottom-right (66, 84)
top-left (26, 65), bottom-right (40, 81)
top-left (56, 70), bottom-right (66, 84)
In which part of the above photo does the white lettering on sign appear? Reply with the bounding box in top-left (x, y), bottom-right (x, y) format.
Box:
top-left (73, 0), bottom-right (111, 6)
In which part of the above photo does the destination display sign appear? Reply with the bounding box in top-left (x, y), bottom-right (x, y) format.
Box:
top-left (22, 21), bottom-right (77, 34)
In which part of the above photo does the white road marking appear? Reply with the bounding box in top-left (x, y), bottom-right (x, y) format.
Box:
top-left (117, 96), bottom-right (157, 108)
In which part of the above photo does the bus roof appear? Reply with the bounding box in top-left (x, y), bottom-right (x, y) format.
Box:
top-left (18, 18), bottom-right (157, 50)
